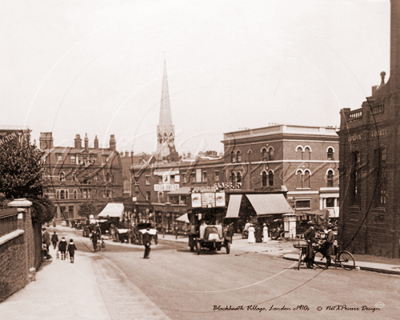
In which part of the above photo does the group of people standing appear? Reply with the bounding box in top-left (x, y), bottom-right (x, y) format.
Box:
top-left (42, 228), bottom-right (77, 263)
top-left (246, 223), bottom-right (269, 244)
top-left (304, 221), bottom-right (335, 269)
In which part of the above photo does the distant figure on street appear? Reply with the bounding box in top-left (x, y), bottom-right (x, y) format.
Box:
top-left (42, 228), bottom-right (51, 251)
top-left (248, 224), bottom-right (255, 243)
top-left (58, 237), bottom-right (67, 260)
top-left (90, 230), bottom-right (98, 252)
top-left (263, 223), bottom-right (269, 243)
top-left (67, 239), bottom-right (77, 263)
top-left (42, 241), bottom-right (51, 261)
top-left (255, 224), bottom-right (262, 243)
top-left (51, 231), bottom-right (59, 250)
top-left (142, 228), bottom-right (152, 259)
top-left (304, 221), bottom-right (318, 268)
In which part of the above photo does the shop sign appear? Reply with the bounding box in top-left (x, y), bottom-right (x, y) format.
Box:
top-left (201, 193), bottom-right (215, 207)
top-left (154, 184), bottom-right (179, 191)
top-left (215, 192), bottom-right (225, 207)
top-left (191, 193), bottom-right (201, 207)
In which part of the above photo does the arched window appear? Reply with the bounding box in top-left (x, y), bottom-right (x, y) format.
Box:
top-left (231, 171), bottom-right (236, 185)
top-left (74, 190), bottom-right (77, 199)
top-left (327, 147), bottom-right (334, 160)
top-left (304, 146), bottom-right (311, 161)
top-left (262, 171), bottom-right (267, 187)
top-left (296, 146), bottom-right (304, 160)
top-left (231, 151), bottom-right (236, 163)
top-left (327, 170), bottom-right (334, 188)
top-left (268, 148), bottom-right (274, 161)
top-left (261, 148), bottom-right (267, 161)
top-left (304, 170), bottom-right (311, 188)
top-left (60, 190), bottom-right (65, 199)
top-left (236, 151), bottom-right (241, 163)
top-left (296, 170), bottom-right (304, 188)
top-left (237, 172), bottom-right (242, 184)
top-left (268, 170), bottom-right (274, 186)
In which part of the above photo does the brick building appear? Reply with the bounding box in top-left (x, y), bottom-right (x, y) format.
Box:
top-left (40, 132), bottom-right (123, 224)
top-left (338, 0), bottom-right (400, 258)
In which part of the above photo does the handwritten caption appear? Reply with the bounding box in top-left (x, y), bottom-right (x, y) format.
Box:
top-left (213, 304), bottom-right (380, 313)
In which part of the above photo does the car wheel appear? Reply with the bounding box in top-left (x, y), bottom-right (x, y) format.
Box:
top-left (196, 241), bottom-right (201, 255)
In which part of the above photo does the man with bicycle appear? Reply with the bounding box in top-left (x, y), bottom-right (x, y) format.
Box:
top-left (320, 224), bottom-right (335, 269)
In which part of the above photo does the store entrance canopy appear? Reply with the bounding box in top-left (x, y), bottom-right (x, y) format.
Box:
top-left (225, 195), bottom-right (242, 218)
top-left (98, 203), bottom-right (124, 219)
top-left (246, 194), bottom-right (293, 216)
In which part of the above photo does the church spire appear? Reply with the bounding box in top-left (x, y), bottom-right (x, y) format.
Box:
top-left (155, 60), bottom-right (178, 161)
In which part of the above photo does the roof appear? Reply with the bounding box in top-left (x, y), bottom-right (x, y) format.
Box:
top-left (246, 194), bottom-right (293, 216)
top-left (98, 203), bottom-right (124, 218)
top-left (168, 187), bottom-right (191, 195)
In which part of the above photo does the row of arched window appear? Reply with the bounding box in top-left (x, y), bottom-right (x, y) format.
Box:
top-left (295, 169), bottom-right (335, 188)
top-left (230, 147), bottom-right (274, 163)
top-left (295, 146), bottom-right (335, 160)
top-left (58, 172), bottom-right (113, 183)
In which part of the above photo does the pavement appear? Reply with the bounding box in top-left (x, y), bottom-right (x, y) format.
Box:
top-left (1, 227), bottom-right (400, 320)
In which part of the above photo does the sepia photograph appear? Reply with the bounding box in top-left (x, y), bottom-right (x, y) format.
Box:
top-left (0, 0), bottom-right (399, 319)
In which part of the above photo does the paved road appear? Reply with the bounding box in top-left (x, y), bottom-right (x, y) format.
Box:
top-left (65, 229), bottom-right (400, 320)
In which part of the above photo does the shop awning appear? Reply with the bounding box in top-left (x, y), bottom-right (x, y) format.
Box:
top-left (225, 195), bottom-right (242, 218)
top-left (98, 203), bottom-right (124, 218)
top-left (168, 187), bottom-right (191, 195)
top-left (246, 194), bottom-right (293, 216)
top-left (176, 213), bottom-right (190, 223)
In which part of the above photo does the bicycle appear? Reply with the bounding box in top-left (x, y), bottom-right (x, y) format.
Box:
top-left (314, 243), bottom-right (355, 270)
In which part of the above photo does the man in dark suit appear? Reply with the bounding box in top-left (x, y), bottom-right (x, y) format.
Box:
top-left (304, 221), bottom-right (318, 268)
top-left (321, 224), bottom-right (335, 269)
top-left (143, 228), bottom-right (152, 259)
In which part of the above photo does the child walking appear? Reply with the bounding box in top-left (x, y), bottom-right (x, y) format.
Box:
top-left (58, 237), bottom-right (67, 260)
top-left (67, 239), bottom-right (77, 263)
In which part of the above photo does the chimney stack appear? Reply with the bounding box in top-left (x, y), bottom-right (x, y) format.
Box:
top-left (39, 132), bottom-right (53, 150)
top-left (74, 134), bottom-right (82, 149)
top-left (84, 133), bottom-right (89, 150)
top-left (94, 135), bottom-right (99, 149)
top-left (109, 134), bottom-right (116, 151)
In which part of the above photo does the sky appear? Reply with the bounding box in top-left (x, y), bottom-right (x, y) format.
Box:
top-left (0, 0), bottom-right (390, 155)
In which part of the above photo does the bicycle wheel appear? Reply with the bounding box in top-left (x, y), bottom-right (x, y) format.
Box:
top-left (338, 251), bottom-right (355, 270)
top-left (314, 251), bottom-right (326, 268)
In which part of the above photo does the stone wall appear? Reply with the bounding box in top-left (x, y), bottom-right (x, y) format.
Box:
top-left (0, 234), bottom-right (26, 302)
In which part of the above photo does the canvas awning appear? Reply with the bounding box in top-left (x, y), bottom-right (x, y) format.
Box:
top-left (225, 195), bottom-right (242, 218)
top-left (246, 194), bottom-right (293, 216)
top-left (98, 203), bottom-right (124, 219)
top-left (168, 187), bottom-right (191, 195)
top-left (176, 213), bottom-right (190, 223)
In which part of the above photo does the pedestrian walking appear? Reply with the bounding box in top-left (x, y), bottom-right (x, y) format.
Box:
top-left (67, 239), bottom-right (77, 263)
top-left (248, 224), bottom-right (255, 243)
top-left (263, 223), bottom-right (269, 243)
top-left (321, 224), bottom-right (335, 269)
top-left (51, 231), bottom-right (59, 250)
top-left (42, 228), bottom-right (51, 251)
top-left (90, 230), bottom-right (98, 252)
top-left (304, 221), bottom-right (318, 268)
top-left (58, 237), bottom-right (67, 260)
top-left (255, 224), bottom-right (262, 243)
top-left (142, 227), bottom-right (152, 259)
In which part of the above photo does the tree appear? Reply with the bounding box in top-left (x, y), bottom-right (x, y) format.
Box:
top-left (78, 202), bottom-right (105, 219)
top-left (0, 136), bottom-right (55, 223)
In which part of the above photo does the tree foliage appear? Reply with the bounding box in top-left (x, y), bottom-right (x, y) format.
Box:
top-left (78, 202), bottom-right (106, 219)
top-left (0, 136), bottom-right (55, 223)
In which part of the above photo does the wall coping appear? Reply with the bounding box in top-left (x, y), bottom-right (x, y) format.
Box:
top-left (8, 198), bottom-right (32, 207)
top-left (0, 229), bottom-right (24, 246)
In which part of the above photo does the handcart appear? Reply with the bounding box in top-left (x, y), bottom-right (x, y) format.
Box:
top-left (293, 238), bottom-right (308, 270)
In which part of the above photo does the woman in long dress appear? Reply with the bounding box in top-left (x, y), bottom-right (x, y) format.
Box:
top-left (263, 223), bottom-right (269, 243)
top-left (248, 224), bottom-right (255, 243)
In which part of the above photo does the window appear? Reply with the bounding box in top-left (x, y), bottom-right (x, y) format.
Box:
top-left (68, 206), bottom-right (74, 219)
top-left (60, 190), bottom-right (65, 200)
top-left (72, 173), bottom-right (77, 181)
top-left (327, 147), bottom-right (334, 160)
top-left (231, 171), bottom-right (236, 185)
top-left (146, 191), bottom-right (151, 201)
top-left (73, 190), bottom-right (77, 199)
top-left (268, 170), bottom-right (274, 186)
top-left (351, 151), bottom-right (361, 204)
top-left (214, 171), bottom-right (219, 182)
top-left (65, 190), bottom-right (69, 199)
top-left (237, 172), bottom-right (242, 184)
top-left (70, 154), bottom-right (76, 164)
top-left (145, 175), bottom-right (150, 185)
top-left (202, 171), bottom-right (208, 183)
top-left (296, 200), bottom-right (310, 209)
top-left (231, 151), bottom-right (236, 163)
top-left (236, 151), bottom-right (241, 163)
top-left (374, 148), bottom-right (387, 207)
top-left (304, 170), bottom-right (310, 188)
top-left (107, 190), bottom-right (112, 198)
top-left (326, 198), bottom-right (335, 207)
top-left (56, 190), bottom-right (60, 199)
top-left (59, 206), bottom-right (66, 219)
top-left (60, 172), bottom-right (65, 182)
top-left (327, 170), bottom-right (334, 188)
top-left (56, 153), bottom-right (62, 162)
top-left (296, 170), bottom-right (303, 188)
top-left (83, 189), bottom-right (88, 199)
top-left (184, 174), bottom-right (187, 183)
top-left (268, 148), bottom-right (274, 161)
top-left (304, 146), bottom-right (311, 161)
top-left (94, 174), bottom-right (98, 182)
top-left (296, 146), bottom-right (303, 160)
top-left (102, 155), bottom-right (108, 163)
top-left (191, 173), bottom-right (196, 183)
top-left (262, 171), bottom-right (267, 187)
top-left (262, 148), bottom-right (267, 161)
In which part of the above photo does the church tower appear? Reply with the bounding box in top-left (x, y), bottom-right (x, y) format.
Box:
top-left (155, 60), bottom-right (179, 161)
